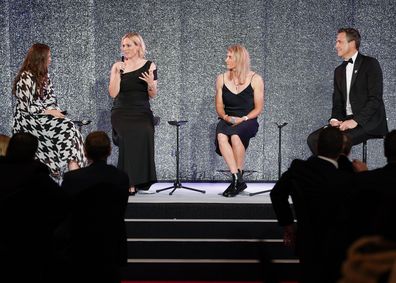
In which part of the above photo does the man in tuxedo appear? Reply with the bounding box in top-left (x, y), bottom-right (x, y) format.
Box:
top-left (307, 27), bottom-right (388, 155)
top-left (60, 131), bottom-right (129, 283)
top-left (270, 127), bottom-right (360, 283)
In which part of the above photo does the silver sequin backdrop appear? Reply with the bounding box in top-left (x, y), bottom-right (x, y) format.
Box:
top-left (1, 0), bottom-right (395, 181)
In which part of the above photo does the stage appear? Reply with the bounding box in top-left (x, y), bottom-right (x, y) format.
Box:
top-left (128, 182), bottom-right (275, 204)
top-left (123, 181), bottom-right (299, 281)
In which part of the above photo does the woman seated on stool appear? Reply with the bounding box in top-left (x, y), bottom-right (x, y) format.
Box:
top-left (12, 43), bottom-right (86, 177)
top-left (215, 44), bottom-right (264, 197)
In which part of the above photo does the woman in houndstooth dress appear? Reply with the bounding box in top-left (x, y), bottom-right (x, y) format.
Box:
top-left (12, 43), bottom-right (86, 177)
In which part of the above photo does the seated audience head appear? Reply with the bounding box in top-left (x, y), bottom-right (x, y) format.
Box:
top-left (0, 134), bottom-right (11, 156)
top-left (341, 133), bottom-right (353, 156)
top-left (317, 127), bottom-right (343, 159)
top-left (6, 132), bottom-right (38, 161)
top-left (84, 131), bottom-right (111, 162)
top-left (384, 129), bottom-right (396, 163)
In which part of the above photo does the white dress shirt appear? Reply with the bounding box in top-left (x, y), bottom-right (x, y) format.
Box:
top-left (345, 52), bottom-right (359, 116)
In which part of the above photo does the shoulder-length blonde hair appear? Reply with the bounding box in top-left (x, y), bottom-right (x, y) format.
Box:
top-left (13, 43), bottom-right (50, 97)
top-left (227, 44), bottom-right (251, 84)
top-left (121, 32), bottom-right (146, 59)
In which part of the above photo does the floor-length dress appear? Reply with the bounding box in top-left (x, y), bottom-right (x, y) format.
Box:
top-left (111, 61), bottom-right (157, 187)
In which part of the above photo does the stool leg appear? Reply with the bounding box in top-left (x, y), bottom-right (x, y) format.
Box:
top-left (362, 141), bottom-right (367, 163)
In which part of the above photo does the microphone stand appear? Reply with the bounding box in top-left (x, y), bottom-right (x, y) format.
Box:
top-left (249, 122), bottom-right (288, 196)
top-left (276, 122), bottom-right (288, 179)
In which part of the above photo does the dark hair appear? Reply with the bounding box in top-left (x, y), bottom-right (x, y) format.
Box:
top-left (384, 130), bottom-right (396, 163)
top-left (84, 131), bottom-right (111, 162)
top-left (317, 127), bottom-right (343, 159)
top-left (338, 28), bottom-right (361, 50)
top-left (13, 43), bottom-right (50, 98)
top-left (6, 132), bottom-right (38, 161)
top-left (341, 133), bottom-right (353, 156)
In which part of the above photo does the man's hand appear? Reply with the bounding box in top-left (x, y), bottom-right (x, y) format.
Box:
top-left (339, 119), bottom-right (358, 131)
top-left (352, 159), bottom-right (368, 172)
top-left (330, 119), bottom-right (342, 127)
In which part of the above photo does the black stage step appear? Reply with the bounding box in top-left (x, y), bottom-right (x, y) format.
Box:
top-left (122, 201), bottom-right (300, 282)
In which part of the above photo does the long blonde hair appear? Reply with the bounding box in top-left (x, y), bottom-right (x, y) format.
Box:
top-left (121, 32), bottom-right (146, 59)
top-left (227, 44), bottom-right (251, 84)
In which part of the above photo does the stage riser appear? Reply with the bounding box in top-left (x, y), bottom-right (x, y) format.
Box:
top-left (121, 263), bottom-right (300, 281)
top-left (126, 222), bottom-right (283, 239)
top-left (123, 202), bottom-right (299, 281)
top-left (127, 242), bottom-right (295, 259)
top-left (125, 203), bottom-right (278, 219)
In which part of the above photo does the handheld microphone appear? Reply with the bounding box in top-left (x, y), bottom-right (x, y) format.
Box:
top-left (120, 56), bottom-right (124, 75)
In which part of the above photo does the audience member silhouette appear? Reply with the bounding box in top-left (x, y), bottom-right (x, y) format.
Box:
top-left (344, 129), bottom-right (396, 245)
top-left (339, 131), bottom-right (396, 283)
top-left (60, 131), bottom-right (129, 283)
top-left (0, 132), bottom-right (69, 283)
top-left (270, 127), bottom-right (357, 283)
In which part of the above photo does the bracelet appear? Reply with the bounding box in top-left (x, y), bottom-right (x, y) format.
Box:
top-left (230, 117), bottom-right (236, 124)
top-left (243, 116), bottom-right (249, 121)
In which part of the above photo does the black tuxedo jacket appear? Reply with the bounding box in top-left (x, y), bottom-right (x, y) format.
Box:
top-left (332, 52), bottom-right (388, 136)
top-left (270, 156), bottom-right (352, 227)
top-left (270, 156), bottom-right (356, 281)
top-left (62, 160), bottom-right (129, 197)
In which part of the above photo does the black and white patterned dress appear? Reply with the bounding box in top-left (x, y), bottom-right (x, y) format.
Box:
top-left (12, 71), bottom-right (86, 176)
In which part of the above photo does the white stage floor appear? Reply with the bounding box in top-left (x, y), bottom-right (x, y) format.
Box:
top-left (129, 182), bottom-right (275, 204)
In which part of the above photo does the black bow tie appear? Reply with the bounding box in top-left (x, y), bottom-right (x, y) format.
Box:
top-left (342, 58), bottom-right (353, 66)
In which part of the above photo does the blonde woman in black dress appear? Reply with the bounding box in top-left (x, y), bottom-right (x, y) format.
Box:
top-left (109, 32), bottom-right (157, 195)
top-left (215, 44), bottom-right (264, 197)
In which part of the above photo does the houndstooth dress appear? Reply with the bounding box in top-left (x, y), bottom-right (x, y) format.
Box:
top-left (12, 71), bottom-right (86, 176)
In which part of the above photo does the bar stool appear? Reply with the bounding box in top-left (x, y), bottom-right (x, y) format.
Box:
top-left (362, 135), bottom-right (384, 163)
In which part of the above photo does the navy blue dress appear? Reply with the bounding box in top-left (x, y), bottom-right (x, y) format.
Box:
top-left (215, 80), bottom-right (259, 155)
